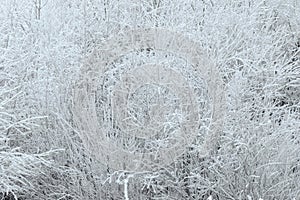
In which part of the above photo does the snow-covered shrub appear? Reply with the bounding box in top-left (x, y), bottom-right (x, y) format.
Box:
top-left (0, 0), bottom-right (299, 199)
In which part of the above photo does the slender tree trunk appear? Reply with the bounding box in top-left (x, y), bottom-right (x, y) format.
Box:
top-left (35, 0), bottom-right (41, 20)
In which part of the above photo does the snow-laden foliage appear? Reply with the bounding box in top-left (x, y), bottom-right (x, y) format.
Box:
top-left (0, 0), bottom-right (299, 199)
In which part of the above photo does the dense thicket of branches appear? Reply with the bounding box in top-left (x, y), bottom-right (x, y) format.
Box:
top-left (0, 0), bottom-right (299, 199)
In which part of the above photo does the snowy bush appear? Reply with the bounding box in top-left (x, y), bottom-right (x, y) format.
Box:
top-left (0, 0), bottom-right (299, 199)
